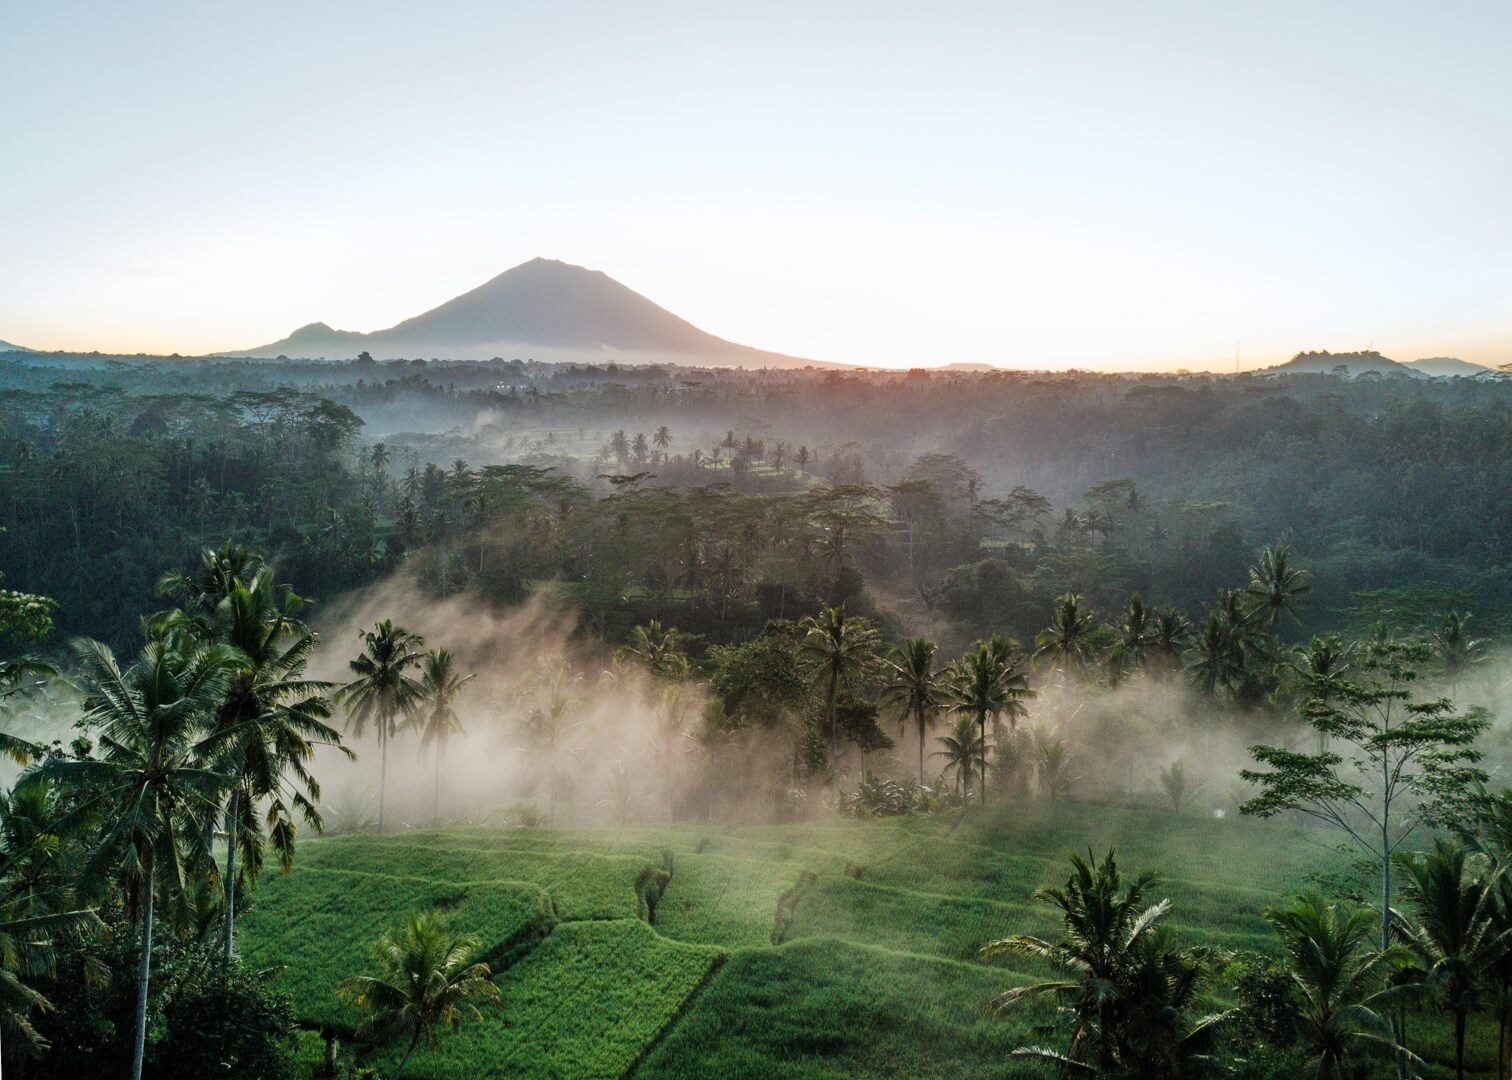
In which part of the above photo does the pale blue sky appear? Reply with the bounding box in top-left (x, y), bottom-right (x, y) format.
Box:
top-left (3, 1), bottom-right (1508, 369)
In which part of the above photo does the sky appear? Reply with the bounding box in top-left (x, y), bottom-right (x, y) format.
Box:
top-left (3, 2), bottom-right (1509, 371)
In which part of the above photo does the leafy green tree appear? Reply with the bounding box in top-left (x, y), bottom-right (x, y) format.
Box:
top-left (1242, 639), bottom-right (1488, 950)
top-left (416, 649), bottom-right (474, 823)
top-left (798, 607), bottom-right (880, 809)
top-left (880, 637), bottom-right (945, 784)
top-left (1394, 839), bottom-right (1509, 1080)
top-left (339, 910), bottom-right (500, 1080)
top-left (340, 621), bottom-right (427, 834)
top-left (1265, 895), bottom-right (1422, 1079)
top-left (44, 637), bottom-right (243, 1080)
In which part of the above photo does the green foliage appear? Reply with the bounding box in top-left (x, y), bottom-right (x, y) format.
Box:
top-left (368, 919), bottom-right (720, 1080)
top-left (339, 909), bottom-right (501, 1077)
top-left (28, 914), bottom-right (298, 1080)
top-left (641, 939), bottom-right (1031, 1079)
top-left (236, 866), bottom-right (551, 1029)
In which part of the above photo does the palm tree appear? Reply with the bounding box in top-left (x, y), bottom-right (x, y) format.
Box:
top-left (1187, 608), bottom-right (1246, 700)
top-left (519, 656), bottom-right (581, 826)
top-left (798, 607), bottom-right (880, 809)
top-left (208, 573), bottom-right (344, 957)
top-left (1265, 895), bottom-right (1421, 1079)
top-left (615, 620), bottom-right (689, 679)
top-left (417, 649), bottom-right (474, 824)
top-left (339, 910), bottom-right (501, 1079)
top-left (1110, 593), bottom-right (1155, 680)
top-left (980, 851), bottom-right (1229, 1073)
top-left (156, 541), bottom-right (265, 634)
top-left (1395, 839), bottom-right (1509, 1080)
top-left (1244, 543), bottom-right (1311, 631)
top-left (0, 776), bottom-right (101, 1068)
top-left (340, 621), bottom-right (427, 834)
top-left (44, 637), bottom-right (242, 1080)
top-left (1034, 592), bottom-right (1096, 678)
top-left (932, 716), bottom-right (983, 797)
top-left (1291, 634), bottom-right (1353, 754)
top-left (1158, 760), bottom-right (1198, 814)
top-left (1149, 607), bottom-right (1192, 680)
top-left (1432, 611), bottom-right (1486, 695)
top-left (880, 637), bottom-right (945, 783)
top-left (949, 637), bottom-right (1032, 804)
top-left (653, 425), bottom-right (672, 454)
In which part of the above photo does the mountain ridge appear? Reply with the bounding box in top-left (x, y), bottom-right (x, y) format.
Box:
top-left (224, 257), bottom-right (836, 368)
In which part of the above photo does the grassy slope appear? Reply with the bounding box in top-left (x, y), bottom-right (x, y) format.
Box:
top-left (239, 801), bottom-right (1492, 1077)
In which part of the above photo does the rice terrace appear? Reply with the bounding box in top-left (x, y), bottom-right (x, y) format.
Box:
top-left (7, 4), bottom-right (1512, 1079)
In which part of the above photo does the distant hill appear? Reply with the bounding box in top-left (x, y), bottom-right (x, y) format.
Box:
top-left (1402, 356), bottom-right (1495, 378)
top-left (1265, 350), bottom-right (1424, 379)
top-left (226, 258), bottom-right (835, 368)
top-left (0, 338), bottom-right (34, 353)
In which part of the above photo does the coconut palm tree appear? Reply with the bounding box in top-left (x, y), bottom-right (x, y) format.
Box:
top-left (1265, 895), bottom-right (1422, 1080)
top-left (980, 851), bottom-right (1229, 1073)
top-left (339, 910), bottom-right (501, 1080)
top-left (1110, 593), bottom-right (1156, 680)
top-left (519, 655), bottom-right (582, 826)
top-left (653, 425), bottom-right (672, 454)
top-left (1244, 543), bottom-right (1311, 631)
top-left (1149, 607), bottom-right (1193, 680)
top-left (798, 607), bottom-right (880, 809)
top-left (1187, 608), bottom-right (1246, 700)
top-left (1432, 611), bottom-right (1486, 695)
top-left (340, 621), bottom-right (427, 834)
top-left (949, 637), bottom-right (1032, 804)
top-left (208, 573), bottom-right (344, 957)
top-left (1395, 839), bottom-right (1509, 1080)
top-left (43, 636), bottom-right (243, 1080)
top-left (932, 716), bottom-right (984, 797)
top-left (880, 637), bottom-right (945, 783)
top-left (1034, 592), bottom-right (1096, 677)
top-left (416, 650), bottom-right (474, 824)
top-left (615, 620), bottom-right (689, 679)
top-left (156, 541), bottom-right (265, 636)
top-left (0, 776), bottom-right (101, 1068)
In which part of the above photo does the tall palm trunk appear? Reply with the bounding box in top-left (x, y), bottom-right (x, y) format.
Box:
top-left (432, 739), bottom-right (443, 825)
top-left (916, 705), bottom-right (925, 785)
top-left (1455, 1009), bottom-right (1467, 1080)
top-left (393, 1026), bottom-right (423, 1080)
top-left (222, 785), bottom-right (241, 957)
top-left (548, 743), bottom-right (557, 826)
top-left (827, 668), bottom-right (839, 812)
top-left (132, 847), bottom-right (155, 1080)
top-left (377, 710), bottom-right (390, 834)
top-left (978, 712), bottom-right (988, 805)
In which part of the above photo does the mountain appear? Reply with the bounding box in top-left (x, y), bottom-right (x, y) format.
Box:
top-left (0, 338), bottom-right (34, 353)
top-left (226, 258), bottom-right (833, 368)
top-left (1264, 350), bottom-right (1424, 378)
top-left (1402, 356), bottom-right (1495, 378)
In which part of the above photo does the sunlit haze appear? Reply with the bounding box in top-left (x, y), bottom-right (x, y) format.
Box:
top-left (5, 2), bottom-right (1509, 370)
